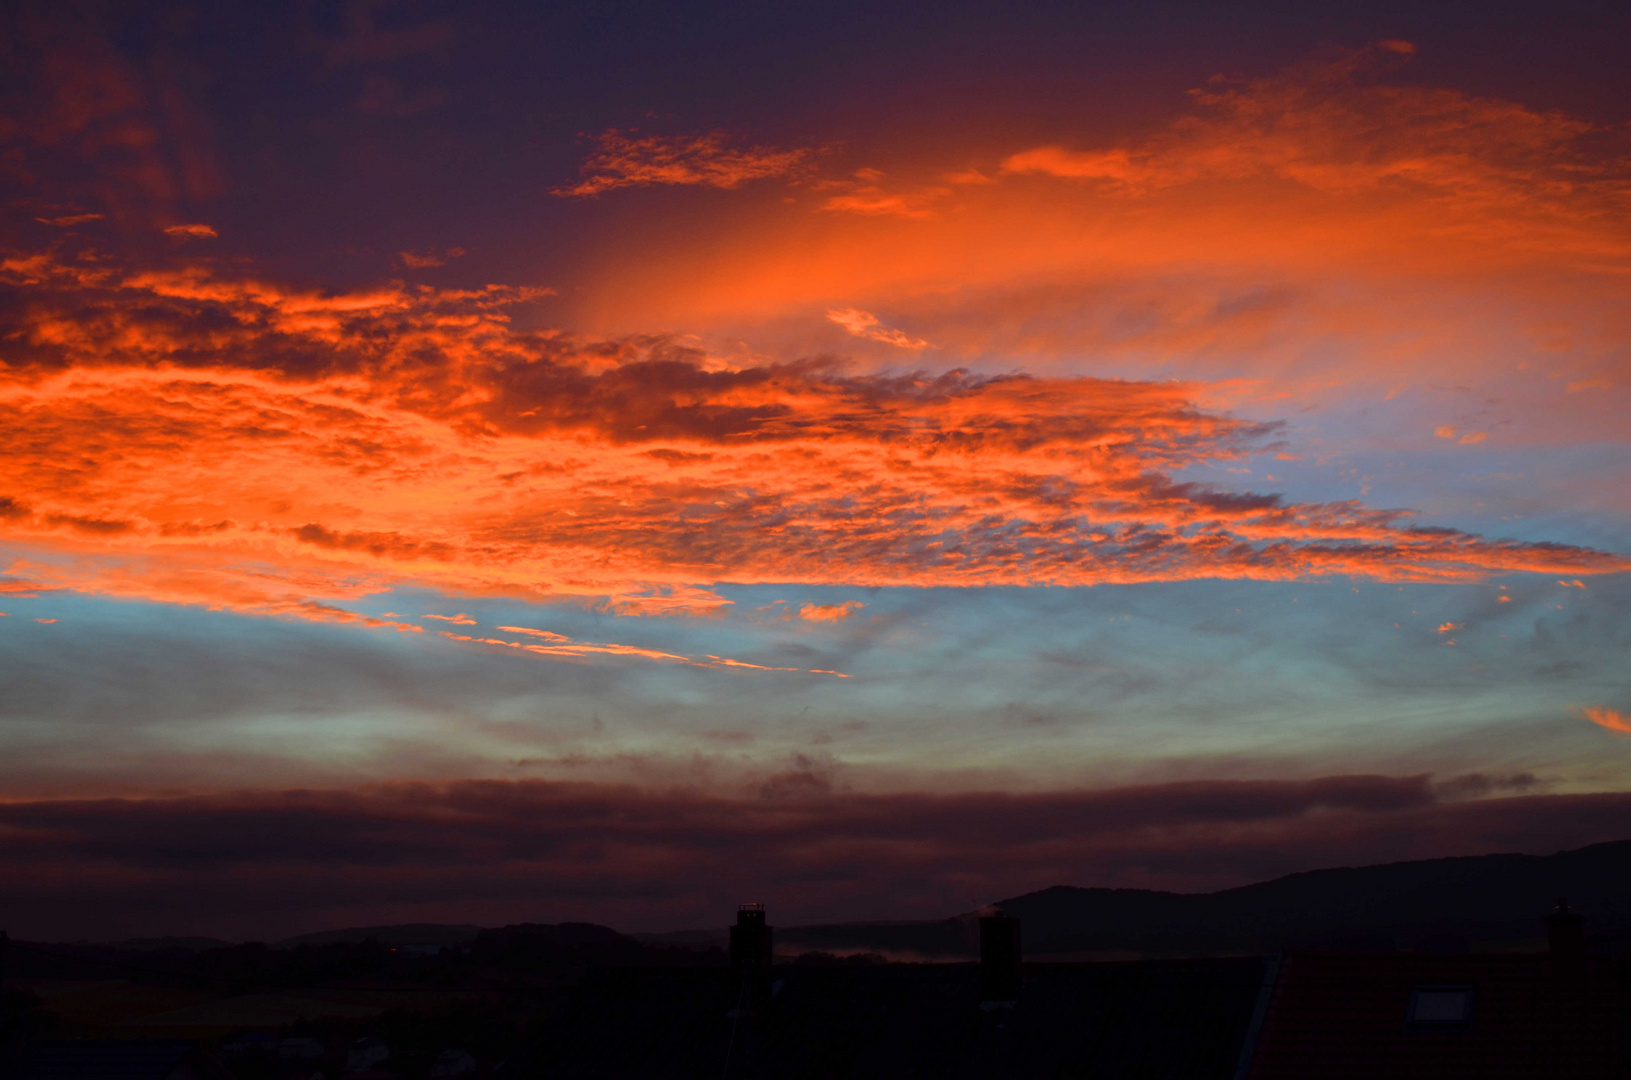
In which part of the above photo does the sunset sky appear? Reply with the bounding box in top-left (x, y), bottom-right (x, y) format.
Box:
top-left (3, 0), bottom-right (1630, 942)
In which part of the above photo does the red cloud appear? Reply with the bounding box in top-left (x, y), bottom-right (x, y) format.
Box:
top-left (398, 247), bottom-right (465, 268)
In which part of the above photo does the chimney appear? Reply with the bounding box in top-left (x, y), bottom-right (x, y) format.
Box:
top-left (1547, 897), bottom-right (1586, 972)
top-left (979, 913), bottom-right (1022, 1003)
top-left (730, 903), bottom-right (773, 970)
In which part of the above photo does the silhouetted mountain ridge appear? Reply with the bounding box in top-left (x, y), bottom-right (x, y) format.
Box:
top-left (42, 839), bottom-right (1631, 963)
top-left (776, 839), bottom-right (1631, 957)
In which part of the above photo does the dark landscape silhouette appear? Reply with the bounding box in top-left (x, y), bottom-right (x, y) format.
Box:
top-left (7, 841), bottom-right (1631, 1077)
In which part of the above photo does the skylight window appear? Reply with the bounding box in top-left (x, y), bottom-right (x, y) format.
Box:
top-left (1407, 986), bottom-right (1474, 1026)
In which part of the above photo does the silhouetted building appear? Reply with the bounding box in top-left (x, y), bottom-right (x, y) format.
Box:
top-left (11, 898), bottom-right (1628, 1080)
top-left (729, 903), bottom-right (773, 971)
top-left (1548, 896), bottom-right (1588, 978)
top-left (527, 954), bottom-right (1272, 1078)
top-left (518, 898), bottom-right (1631, 1078)
top-left (1247, 903), bottom-right (1625, 1079)
top-left (979, 912), bottom-right (1022, 1003)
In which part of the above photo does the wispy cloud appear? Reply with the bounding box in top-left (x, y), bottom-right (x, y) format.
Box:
top-left (1577, 705), bottom-right (1631, 734)
top-left (826, 307), bottom-right (929, 349)
top-left (163, 224), bottom-right (217, 239)
top-left (817, 169), bottom-right (950, 218)
top-left (494, 625), bottom-right (569, 641)
top-left (554, 130), bottom-right (813, 196)
top-left (398, 247), bottom-right (465, 268)
top-left (999, 40), bottom-right (1619, 238)
top-left (436, 628), bottom-right (836, 676)
top-left (0, 576), bottom-right (46, 597)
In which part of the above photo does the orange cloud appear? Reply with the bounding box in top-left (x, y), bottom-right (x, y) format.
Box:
top-left (565, 44), bottom-right (1630, 442)
top-left (826, 308), bottom-right (928, 349)
top-left (421, 613), bottom-right (476, 624)
top-left (495, 625), bottom-right (570, 642)
top-left (0, 576), bottom-right (46, 597)
top-left (555, 130), bottom-right (812, 196)
top-left (0, 250), bottom-right (1624, 642)
top-left (798, 601), bottom-right (865, 622)
top-left (1577, 706), bottom-right (1631, 735)
top-left (1002, 146), bottom-right (1147, 185)
top-left (438, 628), bottom-right (836, 676)
top-left (163, 224), bottom-right (217, 239)
top-left (817, 170), bottom-right (950, 218)
top-left (1000, 41), bottom-right (1602, 215)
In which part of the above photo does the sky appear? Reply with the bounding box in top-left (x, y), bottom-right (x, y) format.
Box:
top-left (2, 0), bottom-right (1629, 942)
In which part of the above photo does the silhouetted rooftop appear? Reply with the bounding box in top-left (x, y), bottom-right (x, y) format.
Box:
top-left (1248, 952), bottom-right (1626, 1079)
top-left (527, 957), bottom-right (1271, 1079)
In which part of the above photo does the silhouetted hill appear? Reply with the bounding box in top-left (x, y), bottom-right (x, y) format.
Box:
top-left (776, 839), bottom-right (1631, 958)
top-left (99, 936), bottom-right (236, 952)
top-left (8, 921), bottom-right (719, 987)
top-left (273, 923), bottom-right (483, 948)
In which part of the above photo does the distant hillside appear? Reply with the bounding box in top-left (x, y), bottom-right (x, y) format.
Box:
top-left (775, 839), bottom-right (1631, 959)
top-left (55, 839), bottom-right (1631, 963)
top-left (100, 936), bottom-right (236, 953)
top-left (273, 923), bottom-right (483, 948)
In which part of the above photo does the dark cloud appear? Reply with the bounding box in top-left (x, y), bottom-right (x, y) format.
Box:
top-left (5, 775), bottom-right (1631, 941)
top-left (553, 130), bottom-right (814, 197)
top-left (291, 523), bottom-right (457, 561)
top-left (1433, 772), bottom-right (1538, 800)
top-left (43, 512), bottom-right (137, 534)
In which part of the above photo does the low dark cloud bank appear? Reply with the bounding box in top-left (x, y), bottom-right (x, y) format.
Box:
top-left (4, 774), bottom-right (1630, 942)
